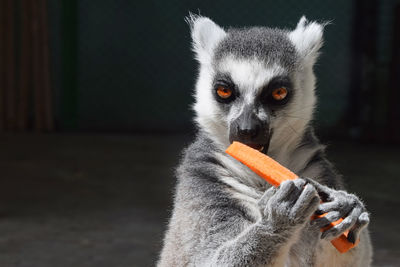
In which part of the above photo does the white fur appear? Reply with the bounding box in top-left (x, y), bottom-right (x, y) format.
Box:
top-left (289, 16), bottom-right (324, 66)
top-left (194, 54), bottom-right (318, 170)
top-left (218, 57), bottom-right (285, 97)
top-left (192, 16), bottom-right (321, 158)
top-left (268, 64), bottom-right (317, 168)
top-left (193, 65), bottom-right (230, 148)
top-left (193, 56), bottom-right (287, 150)
top-left (215, 150), bottom-right (268, 195)
top-left (190, 17), bottom-right (227, 65)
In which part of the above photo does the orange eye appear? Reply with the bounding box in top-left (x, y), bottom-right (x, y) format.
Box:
top-left (271, 87), bottom-right (288, 101)
top-left (216, 86), bottom-right (232, 99)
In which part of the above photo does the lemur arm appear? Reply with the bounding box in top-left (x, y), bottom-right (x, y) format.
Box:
top-left (298, 151), bottom-right (372, 266)
top-left (293, 132), bottom-right (372, 265)
top-left (226, 141), bottom-right (363, 253)
top-left (296, 129), bottom-right (370, 240)
top-left (206, 218), bottom-right (293, 266)
top-left (188, 178), bottom-right (319, 266)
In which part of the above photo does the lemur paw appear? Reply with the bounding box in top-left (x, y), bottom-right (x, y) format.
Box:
top-left (258, 179), bottom-right (320, 231)
top-left (304, 178), bottom-right (370, 243)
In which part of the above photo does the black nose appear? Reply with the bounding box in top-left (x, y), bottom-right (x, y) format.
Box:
top-left (229, 106), bottom-right (270, 145)
top-left (234, 110), bottom-right (262, 142)
top-left (237, 125), bottom-right (259, 139)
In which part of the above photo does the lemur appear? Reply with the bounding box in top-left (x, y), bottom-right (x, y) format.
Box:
top-left (158, 15), bottom-right (372, 267)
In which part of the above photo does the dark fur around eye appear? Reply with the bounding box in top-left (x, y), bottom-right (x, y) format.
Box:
top-left (212, 74), bottom-right (238, 104)
top-left (260, 76), bottom-right (293, 106)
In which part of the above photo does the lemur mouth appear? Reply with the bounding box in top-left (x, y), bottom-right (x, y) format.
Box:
top-left (246, 144), bottom-right (265, 152)
top-left (245, 140), bottom-right (270, 154)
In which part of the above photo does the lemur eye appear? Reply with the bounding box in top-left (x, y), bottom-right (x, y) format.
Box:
top-left (271, 87), bottom-right (288, 101)
top-left (216, 86), bottom-right (233, 99)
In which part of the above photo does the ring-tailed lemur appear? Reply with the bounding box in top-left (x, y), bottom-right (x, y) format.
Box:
top-left (158, 15), bottom-right (372, 267)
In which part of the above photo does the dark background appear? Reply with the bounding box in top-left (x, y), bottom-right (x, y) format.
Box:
top-left (1, 0), bottom-right (399, 138)
top-left (0, 0), bottom-right (399, 266)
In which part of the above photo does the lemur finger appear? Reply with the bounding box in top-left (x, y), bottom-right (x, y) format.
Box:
top-left (315, 201), bottom-right (340, 215)
top-left (274, 180), bottom-right (298, 202)
top-left (287, 178), bottom-right (308, 203)
top-left (293, 178), bottom-right (307, 188)
top-left (258, 186), bottom-right (277, 207)
top-left (321, 206), bottom-right (362, 240)
top-left (316, 200), bottom-right (352, 215)
top-left (311, 211), bottom-right (341, 228)
top-left (347, 212), bottom-right (370, 244)
top-left (302, 177), bottom-right (332, 201)
top-left (306, 195), bottom-right (321, 214)
top-left (291, 184), bottom-right (319, 217)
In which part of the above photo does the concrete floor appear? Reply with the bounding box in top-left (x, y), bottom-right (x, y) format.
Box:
top-left (0, 133), bottom-right (399, 267)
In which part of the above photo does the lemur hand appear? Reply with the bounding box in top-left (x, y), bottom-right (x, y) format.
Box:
top-left (258, 179), bottom-right (320, 232)
top-left (304, 178), bottom-right (370, 244)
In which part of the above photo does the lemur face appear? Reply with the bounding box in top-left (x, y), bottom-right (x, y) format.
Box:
top-left (211, 29), bottom-right (298, 153)
top-left (189, 15), bottom-right (324, 153)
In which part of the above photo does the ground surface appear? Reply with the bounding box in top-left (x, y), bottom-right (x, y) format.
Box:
top-left (0, 133), bottom-right (398, 267)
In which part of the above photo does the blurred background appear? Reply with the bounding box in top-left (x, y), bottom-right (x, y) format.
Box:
top-left (0, 0), bottom-right (399, 266)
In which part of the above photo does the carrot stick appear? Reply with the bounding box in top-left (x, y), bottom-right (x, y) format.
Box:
top-left (226, 141), bottom-right (360, 253)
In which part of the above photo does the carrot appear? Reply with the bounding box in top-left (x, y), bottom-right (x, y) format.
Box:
top-left (226, 141), bottom-right (360, 253)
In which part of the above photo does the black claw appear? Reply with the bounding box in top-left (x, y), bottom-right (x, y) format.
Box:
top-left (321, 231), bottom-right (327, 239)
top-left (315, 209), bottom-right (323, 215)
top-left (347, 231), bottom-right (356, 244)
top-left (317, 191), bottom-right (330, 202)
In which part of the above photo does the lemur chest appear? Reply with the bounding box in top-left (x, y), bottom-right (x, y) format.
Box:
top-left (232, 191), bottom-right (343, 267)
top-left (287, 230), bottom-right (342, 267)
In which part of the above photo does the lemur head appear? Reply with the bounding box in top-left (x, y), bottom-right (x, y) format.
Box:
top-left (189, 15), bottom-right (324, 154)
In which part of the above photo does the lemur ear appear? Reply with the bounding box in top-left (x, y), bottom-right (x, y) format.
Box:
top-left (186, 14), bottom-right (226, 65)
top-left (289, 16), bottom-right (325, 65)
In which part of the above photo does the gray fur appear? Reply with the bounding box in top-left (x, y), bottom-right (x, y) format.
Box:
top-left (214, 28), bottom-right (299, 71)
top-left (158, 16), bottom-right (372, 267)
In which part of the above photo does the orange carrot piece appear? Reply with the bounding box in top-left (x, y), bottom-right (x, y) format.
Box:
top-left (226, 141), bottom-right (359, 253)
top-left (226, 142), bottom-right (298, 186)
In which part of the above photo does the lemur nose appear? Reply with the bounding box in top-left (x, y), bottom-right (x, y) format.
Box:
top-left (237, 126), bottom-right (259, 139)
